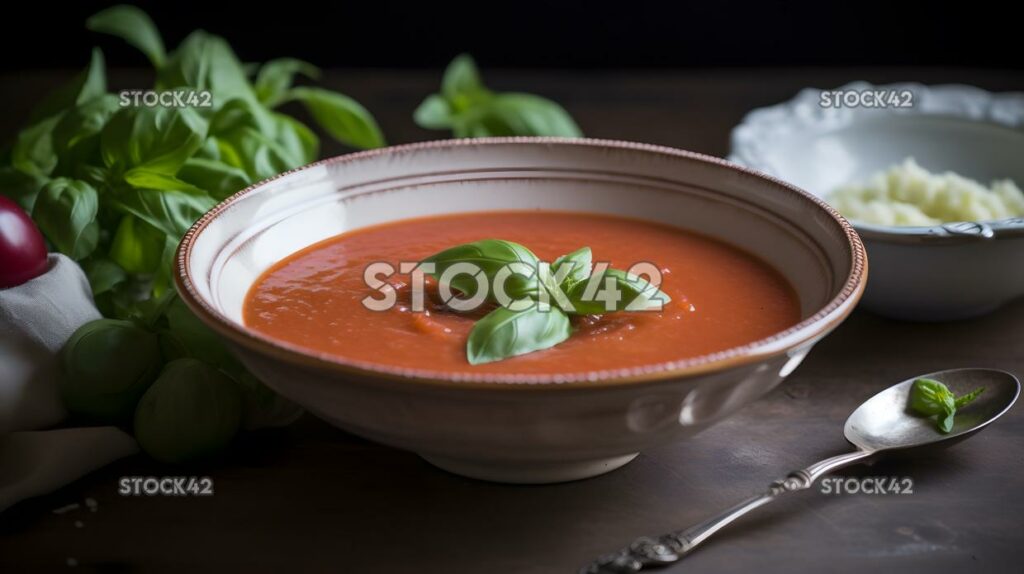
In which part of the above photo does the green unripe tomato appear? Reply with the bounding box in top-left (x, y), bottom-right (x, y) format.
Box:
top-left (58, 318), bottom-right (163, 422)
top-left (134, 358), bottom-right (243, 464)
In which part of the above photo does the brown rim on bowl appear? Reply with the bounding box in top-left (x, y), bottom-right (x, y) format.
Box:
top-left (175, 137), bottom-right (868, 390)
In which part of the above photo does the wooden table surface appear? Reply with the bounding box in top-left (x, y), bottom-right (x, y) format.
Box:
top-left (2, 68), bottom-right (1023, 573)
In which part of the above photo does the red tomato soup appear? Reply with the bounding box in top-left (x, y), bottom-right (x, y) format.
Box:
top-left (244, 211), bottom-right (800, 375)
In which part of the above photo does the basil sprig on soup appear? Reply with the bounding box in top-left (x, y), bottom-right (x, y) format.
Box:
top-left (421, 239), bottom-right (670, 364)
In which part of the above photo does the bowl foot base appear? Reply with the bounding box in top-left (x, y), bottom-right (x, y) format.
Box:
top-left (419, 452), bottom-right (639, 484)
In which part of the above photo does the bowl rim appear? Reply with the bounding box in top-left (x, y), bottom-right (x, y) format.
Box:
top-left (728, 81), bottom-right (1024, 244)
top-left (175, 137), bottom-right (868, 390)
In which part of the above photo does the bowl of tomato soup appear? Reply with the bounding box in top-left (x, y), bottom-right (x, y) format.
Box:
top-left (176, 138), bottom-right (866, 483)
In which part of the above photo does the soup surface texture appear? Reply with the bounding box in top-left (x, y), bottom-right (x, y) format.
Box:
top-left (244, 211), bottom-right (800, 376)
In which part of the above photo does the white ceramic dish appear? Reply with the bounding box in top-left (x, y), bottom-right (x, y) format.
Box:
top-left (730, 82), bottom-right (1024, 321)
top-left (176, 138), bottom-right (866, 483)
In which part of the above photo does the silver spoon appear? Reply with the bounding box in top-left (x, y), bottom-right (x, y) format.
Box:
top-left (583, 367), bottom-right (1020, 574)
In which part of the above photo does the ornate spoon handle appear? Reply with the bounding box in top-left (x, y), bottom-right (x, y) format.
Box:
top-left (581, 449), bottom-right (876, 574)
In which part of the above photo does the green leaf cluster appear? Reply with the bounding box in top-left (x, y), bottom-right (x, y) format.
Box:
top-left (414, 54), bottom-right (582, 138)
top-left (7, 5), bottom-right (390, 462)
top-left (908, 378), bottom-right (985, 433)
top-left (422, 240), bottom-right (668, 364)
top-left (1, 5), bottom-right (385, 317)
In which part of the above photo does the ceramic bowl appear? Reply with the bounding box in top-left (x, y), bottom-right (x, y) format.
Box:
top-left (176, 138), bottom-right (866, 484)
top-left (730, 82), bottom-right (1024, 321)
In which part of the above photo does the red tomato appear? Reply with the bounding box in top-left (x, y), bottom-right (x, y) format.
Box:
top-left (0, 195), bottom-right (49, 288)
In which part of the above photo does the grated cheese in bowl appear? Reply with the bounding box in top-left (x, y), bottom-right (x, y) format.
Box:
top-left (829, 158), bottom-right (1024, 226)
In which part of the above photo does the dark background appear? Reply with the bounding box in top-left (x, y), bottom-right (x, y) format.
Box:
top-left (4, 3), bottom-right (1024, 573)
top-left (2, 0), bottom-right (1020, 71)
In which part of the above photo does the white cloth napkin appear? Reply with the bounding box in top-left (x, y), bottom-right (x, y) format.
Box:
top-left (0, 254), bottom-right (138, 512)
top-left (0, 427), bottom-right (138, 511)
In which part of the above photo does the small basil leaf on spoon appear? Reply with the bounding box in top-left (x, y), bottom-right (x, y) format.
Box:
top-left (567, 268), bottom-right (670, 315)
top-left (551, 246), bottom-right (592, 290)
top-left (466, 303), bottom-right (572, 365)
top-left (909, 378), bottom-right (955, 416)
top-left (909, 378), bottom-right (986, 434)
top-left (422, 239), bottom-right (541, 302)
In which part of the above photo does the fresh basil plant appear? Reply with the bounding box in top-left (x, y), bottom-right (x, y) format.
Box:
top-left (2, 4), bottom-right (385, 317)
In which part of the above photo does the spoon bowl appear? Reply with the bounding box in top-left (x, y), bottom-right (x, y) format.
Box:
top-left (844, 368), bottom-right (1021, 453)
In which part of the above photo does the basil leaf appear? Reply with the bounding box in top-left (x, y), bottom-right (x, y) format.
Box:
top-left (216, 126), bottom-right (299, 181)
top-left (150, 236), bottom-right (180, 299)
top-left (52, 94), bottom-right (121, 169)
top-left (12, 115), bottom-right (61, 177)
top-left (415, 54), bottom-right (493, 130)
top-left (567, 268), bottom-right (670, 314)
top-left (82, 257), bottom-right (127, 296)
top-left (255, 58), bottom-right (319, 107)
top-left (121, 285), bottom-right (177, 328)
top-left (418, 54), bottom-right (580, 138)
top-left (272, 113), bottom-right (319, 165)
top-left (955, 387), bottom-right (985, 409)
top-left (423, 239), bottom-right (541, 302)
top-left (34, 178), bottom-right (100, 260)
top-left (211, 137), bottom-right (245, 170)
top-left (456, 93), bottom-right (582, 138)
top-left (938, 408), bottom-right (956, 433)
top-left (289, 87), bottom-right (385, 150)
top-left (466, 304), bottom-right (571, 365)
top-left (101, 106), bottom-right (208, 175)
top-left (177, 158), bottom-right (251, 200)
top-left (111, 187), bottom-right (215, 238)
top-left (109, 215), bottom-right (166, 274)
top-left (909, 378), bottom-right (956, 417)
top-left (75, 164), bottom-right (112, 189)
top-left (413, 94), bottom-right (453, 130)
top-left (195, 136), bottom-right (222, 161)
top-left (123, 168), bottom-right (210, 196)
top-left (158, 31), bottom-right (255, 104)
top-left (907, 377), bottom-right (974, 433)
top-left (442, 53), bottom-right (486, 104)
top-left (156, 32), bottom-right (210, 90)
top-left (207, 99), bottom-right (301, 170)
top-left (551, 246), bottom-right (592, 290)
top-left (209, 98), bottom-right (274, 136)
top-left (0, 166), bottom-right (48, 213)
top-left (87, 5), bottom-right (166, 67)
top-left (29, 48), bottom-right (106, 124)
